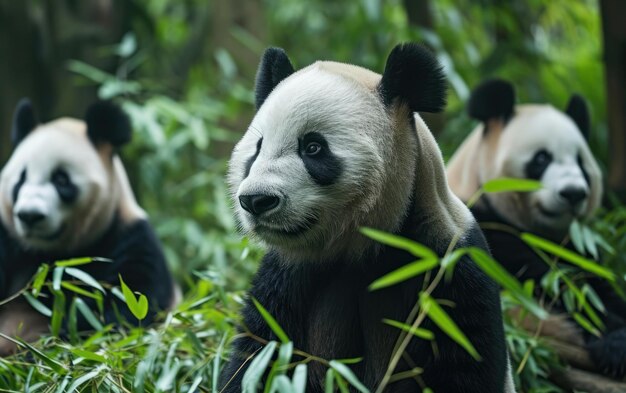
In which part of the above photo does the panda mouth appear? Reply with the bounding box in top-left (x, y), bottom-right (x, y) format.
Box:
top-left (255, 217), bottom-right (318, 236)
top-left (537, 205), bottom-right (566, 219)
top-left (24, 224), bottom-right (65, 241)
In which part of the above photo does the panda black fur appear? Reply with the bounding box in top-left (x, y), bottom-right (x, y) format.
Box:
top-left (221, 44), bottom-right (514, 392)
top-left (0, 100), bottom-right (177, 355)
top-left (447, 79), bottom-right (626, 379)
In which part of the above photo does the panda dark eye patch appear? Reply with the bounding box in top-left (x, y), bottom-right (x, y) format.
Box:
top-left (243, 138), bottom-right (263, 179)
top-left (298, 132), bottom-right (342, 186)
top-left (51, 168), bottom-right (78, 204)
top-left (578, 153), bottom-right (590, 186)
top-left (525, 149), bottom-right (553, 180)
top-left (12, 169), bottom-right (27, 203)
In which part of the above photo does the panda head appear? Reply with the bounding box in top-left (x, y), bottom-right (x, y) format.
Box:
top-left (0, 99), bottom-right (140, 253)
top-left (229, 44), bottom-right (453, 261)
top-left (454, 79), bottom-right (602, 239)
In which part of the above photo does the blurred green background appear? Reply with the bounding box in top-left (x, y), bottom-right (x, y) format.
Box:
top-left (0, 1), bottom-right (624, 391)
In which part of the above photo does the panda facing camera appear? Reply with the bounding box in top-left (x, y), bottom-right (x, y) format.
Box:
top-left (447, 79), bottom-right (602, 241)
top-left (447, 79), bottom-right (626, 379)
top-left (223, 44), bottom-right (515, 392)
top-left (0, 99), bottom-right (177, 355)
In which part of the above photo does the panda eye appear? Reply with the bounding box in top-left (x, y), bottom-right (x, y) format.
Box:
top-left (305, 142), bottom-right (322, 156)
top-left (525, 149), bottom-right (553, 180)
top-left (533, 150), bottom-right (551, 166)
top-left (51, 169), bottom-right (70, 187)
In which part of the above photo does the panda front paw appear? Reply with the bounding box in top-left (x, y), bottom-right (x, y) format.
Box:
top-left (587, 328), bottom-right (626, 380)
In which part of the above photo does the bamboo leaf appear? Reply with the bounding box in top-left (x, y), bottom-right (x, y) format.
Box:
top-left (65, 268), bottom-right (105, 293)
top-left (482, 178), bottom-right (542, 193)
top-left (382, 318), bottom-right (434, 340)
top-left (119, 275), bottom-right (149, 321)
top-left (252, 298), bottom-right (289, 344)
top-left (360, 228), bottom-right (438, 259)
top-left (329, 361), bottom-right (370, 393)
top-left (31, 264), bottom-right (49, 297)
top-left (242, 341), bottom-right (277, 393)
top-left (369, 258), bottom-right (439, 291)
top-left (23, 292), bottom-right (52, 317)
top-left (419, 293), bottom-right (481, 360)
top-left (468, 248), bottom-right (548, 320)
top-left (521, 233), bottom-right (615, 281)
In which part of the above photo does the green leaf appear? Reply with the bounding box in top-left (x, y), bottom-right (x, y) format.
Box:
top-left (65, 268), bottom-right (105, 293)
top-left (573, 312), bottom-right (601, 337)
top-left (23, 292), bottom-right (52, 317)
top-left (0, 333), bottom-right (66, 374)
top-left (569, 220), bottom-right (585, 254)
top-left (67, 367), bottom-right (102, 392)
top-left (75, 298), bottom-right (104, 331)
top-left (521, 233), bottom-right (615, 281)
top-left (369, 258), bottom-right (439, 291)
top-left (292, 364), bottom-right (307, 393)
top-left (252, 298), bottom-right (290, 344)
top-left (482, 178), bottom-right (542, 193)
top-left (419, 293), bottom-right (481, 360)
top-left (468, 248), bottom-right (548, 320)
top-left (582, 225), bottom-right (599, 260)
top-left (242, 341), bottom-right (278, 393)
top-left (68, 347), bottom-right (107, 364)
top-left (31, 264), bottom-right (49, 296)
top-left (325, 369), bottom-right (335, 393)
top-left (360, 228), bottom-right (438, 259)
top-left (264, 342), bottom-right (293, 393)
top-left (269, 376), bottom-right (293, 393)
top-left (52, 266), bottom-right (65, 291)
top-left (329, 361), bottom-right (370, 393)
top-left (119, 275), bottom-right (149, 321)
top-left (582, 284), bottom-right (606, 313)
top-left (55, 257), bottom-right (110, 267)
top-left (50, 290), bottom-right (66, 337)
top-left (60, 282), bottom-right (101, 300)
top-left (382, 318), bottom-right (434, 340)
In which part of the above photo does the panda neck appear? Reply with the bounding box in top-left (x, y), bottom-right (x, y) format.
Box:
top-left (409, 114), bottom-right (473, 252)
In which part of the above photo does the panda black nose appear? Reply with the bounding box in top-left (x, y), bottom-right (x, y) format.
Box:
top-left (560, 188), bottom-right (588, 206)
top-left (239, 194), bottom-right (280, 215)
top-left (17, 210), bottom-right (46, 226)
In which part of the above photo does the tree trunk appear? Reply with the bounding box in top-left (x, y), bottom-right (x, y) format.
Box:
top-left (601, 0), bottom-right (626, 195)
top-left (0, 0), bottom-right (127, 163)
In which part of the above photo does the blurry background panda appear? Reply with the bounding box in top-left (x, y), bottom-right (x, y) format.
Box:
top-left (0, 99), bottom-right (177, 355)
top-left (221, 44), bottom-right (515, 392)
top-left (447, 79), bottom-right (626, 379)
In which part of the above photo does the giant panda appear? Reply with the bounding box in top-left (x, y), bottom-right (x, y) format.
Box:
top-left (446, 79), bottom-right (626, 378)
top-left (221, 44), bottom-right (515, 392)
top-left (0, 99), bottom-right (177, 355)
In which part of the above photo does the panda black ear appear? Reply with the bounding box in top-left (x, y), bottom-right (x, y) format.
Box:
top-left (378, 43), bottom-right (447, 113)
top-left (565, 94), bottom-right (590, 140)
top-left (85, 101), bottom-right (132, 148)
top-left (11, 98), bottom-right (38, 147)
top-left (255, 47), bottom-right (295, 110)
top-left (468, 79), bottom-right (515, 123)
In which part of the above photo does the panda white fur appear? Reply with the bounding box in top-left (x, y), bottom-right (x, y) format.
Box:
top-left (447, 79), bottom-right (626, 379)
top-left (0, 100), bottom-right (177, 355)
top-left (221, 44), bottom-right (514, 392)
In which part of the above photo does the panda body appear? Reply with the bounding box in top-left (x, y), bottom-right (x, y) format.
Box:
top-left (0, 101), bottom-right (176, 355)
top-left (222, 45), bottom-right (513, 392)
top-left (446, 79), bottom-right (626, 379)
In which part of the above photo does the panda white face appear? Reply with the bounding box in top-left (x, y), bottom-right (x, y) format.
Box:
top-left (447, 80), bottom-right (602, 241)
top-left (492, 106), bottom-right (597, 237)
top-left (0, 119), bottom-right (117, 252)
top-left (229, 64), bottom-right (395, 259)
